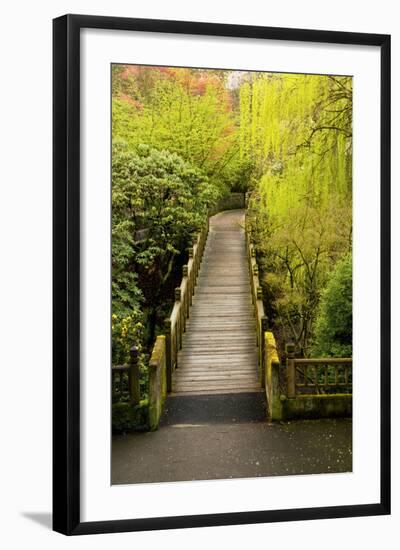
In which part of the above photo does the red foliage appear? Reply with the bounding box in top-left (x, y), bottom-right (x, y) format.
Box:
top-left (116, 65), bottom-right (234, 115)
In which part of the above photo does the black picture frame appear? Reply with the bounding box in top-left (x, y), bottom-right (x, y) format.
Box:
top-left (53, 14), bottom-right (391, 535)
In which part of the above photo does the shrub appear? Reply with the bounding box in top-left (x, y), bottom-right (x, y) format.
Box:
top-left (312, 253), bottom-right (352, 357)
top-left (112, 141), bottom-right (220, 368)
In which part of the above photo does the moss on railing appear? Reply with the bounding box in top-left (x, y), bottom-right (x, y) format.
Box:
top-left (148, 335), bottom-right (167, 431)
top-left (245, 219), bottom-right (268, 386)
top-left (265, 332), bottom-right (283, 421)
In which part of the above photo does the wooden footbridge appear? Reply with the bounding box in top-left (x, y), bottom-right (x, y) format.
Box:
top-left (112, 206), bottom-right (352, 431)
top-left (173, 210), bottom-right (260, 395)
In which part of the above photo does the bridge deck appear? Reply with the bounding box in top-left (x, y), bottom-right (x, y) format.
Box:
top-left (173, 209), bottom-right (260, 395)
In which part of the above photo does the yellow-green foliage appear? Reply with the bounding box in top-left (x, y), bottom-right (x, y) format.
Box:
top-left (112, 67), bottom-right (237, 191)
top-left (241, 73), bottom-right (352, 215)
top-left (112, 313), bottom-right (144, 366)
top-left (241, 73), bottom-right (352, 355)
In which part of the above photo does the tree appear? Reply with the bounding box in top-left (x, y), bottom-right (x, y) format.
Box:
top-left (241, 72), bottom-right (353, 356)
top-left (312, 253), bottom-right (352, 357)
top-left (111, 66), bottom-right (354, 364)
top-left (252, 200), bottom-right (351, 354)
top-left (112, 66), bottom-right (239, 191)
top-left (112, 141), bottom-right (219, 352)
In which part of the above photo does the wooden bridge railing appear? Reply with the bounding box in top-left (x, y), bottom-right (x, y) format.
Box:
top-left (112, 219), bottom-right (209, 429)
top-left (285, 343), bottom-right (352, 397)
top-left (245, 212), bottom-right (267, 387)
top-left (164, 219), bottom-right (210, 391)
top-left (111, 345), bottom-right (140, 404)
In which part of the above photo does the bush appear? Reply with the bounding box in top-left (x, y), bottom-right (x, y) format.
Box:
top-left (312, 253), bottom-right (352, 357)
top-left (112, 141), bottom-right (220, 367)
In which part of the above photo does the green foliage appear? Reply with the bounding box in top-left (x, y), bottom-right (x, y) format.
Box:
top-left (111, 64), bottom-right (354, 394)
top-left (112, 401), bottom-right (149, 433)
top-left (241, 73), bottom-right (352, 214)
top-left (312, 253), bottom-right (352, 357)
top-left (252, 199), bottom-right (352, 354)
top-left (112, 313), bottom-right (144, 366)
top-left (112, 141), bottom-right (217, 268)
top-left (242, 73), bottom-right (353, 355)
top-left (112, 140), bottom-right (219, 368)
top-left (112, 67), bottom-right (239, 191)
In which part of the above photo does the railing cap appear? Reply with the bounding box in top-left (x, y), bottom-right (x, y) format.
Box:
top-left (285, 342), bottom-right (296, 356)
top-left (293, 357), bottom-right (352, 364)
top-left (261, 315), bottom-right (268, 330)
top-left (130, 346), bottom-right (139, 362)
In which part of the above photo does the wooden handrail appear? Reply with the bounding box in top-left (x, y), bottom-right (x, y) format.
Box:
top-left (111, 345), bottom-right (140, 404)
top-left (164, 220), bottom-right (209, 391)
top-left (245, 218), bottom-right (267, 387)
top-left (293, 358), bottom-right (352, 365)
top-left (286, 343), bottom-right (352, 397)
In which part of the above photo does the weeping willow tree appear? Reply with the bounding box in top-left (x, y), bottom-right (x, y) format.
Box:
top-left (241, 72), bottom-right (353, 355)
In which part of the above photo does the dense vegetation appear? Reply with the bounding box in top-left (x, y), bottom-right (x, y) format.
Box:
top-left (112, 66), bottom-right (234, 389)
top-left (312, 253), bottom-right (352, 357)
top-left (112, 66), bottom-right (353, 380)
top-left (241, 73), bottom-right (352, 356)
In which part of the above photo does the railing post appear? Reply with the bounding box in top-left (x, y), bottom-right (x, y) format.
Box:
top-left (175, 287), bottom-right (182, 350)
top-left (203, 222), bottom-right (208, 252)
top-left (286, 342), bottom-right (296, 398)
top-left (129, 345), bottom-right (140, 405)
top-left (193, 236), bottom-right (199, 279)
top-left (183, 265), bottom-right (189, 319)
top-left (164, 318), bottom-right (172, 392)
top-left (255, 286), bottom-right (263, 346)
top-left (260, 316), bottom-right (268, 388)
top-left (188, 247), bottom-right (194, 304)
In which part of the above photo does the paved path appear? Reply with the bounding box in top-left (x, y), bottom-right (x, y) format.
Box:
top-left (112, 393), bottom-right (352, 484)
top-left (173, 209), bottom-right (259, 394)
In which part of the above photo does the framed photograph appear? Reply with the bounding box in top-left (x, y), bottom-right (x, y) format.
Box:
top-left (53, 14), bottom-right (390, 535)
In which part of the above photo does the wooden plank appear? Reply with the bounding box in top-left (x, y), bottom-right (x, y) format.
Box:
top-left (178, 353), bottom-right (258, 361)
top-left (177, 358), bottom-right (258, 365)
top-left (173, 382), bottom-right (260, 392)
top-left (174, 374), bottom-right (259, 382)
top-left (178, 370), bottom-right (257, 376)
top-left (181, 338), bottom-right (256, 344)
top-left (170, 388), bottom-right (263, 396)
